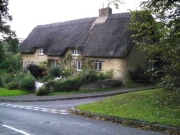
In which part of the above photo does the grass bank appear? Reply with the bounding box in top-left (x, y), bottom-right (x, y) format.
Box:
top-left (76, 88), bottom-right (180, 127)
top-left (0, 88), bottom-right (29, 96)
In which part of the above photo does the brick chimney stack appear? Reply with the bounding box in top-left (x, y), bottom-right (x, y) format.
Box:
top-left (99, 7), bottom-right (112, 17)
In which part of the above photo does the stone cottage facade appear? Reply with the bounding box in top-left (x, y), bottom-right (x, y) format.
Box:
top-left (20, 7), bottom-right (147, 79)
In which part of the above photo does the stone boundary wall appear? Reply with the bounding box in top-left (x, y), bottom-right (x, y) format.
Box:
top-left (79, 80), bottom-right (122, 90)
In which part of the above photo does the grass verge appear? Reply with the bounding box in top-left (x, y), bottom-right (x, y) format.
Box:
top-left (0, 87), bottom-right (29, 96)
top-left (76, 88), bottom-right (180, 127)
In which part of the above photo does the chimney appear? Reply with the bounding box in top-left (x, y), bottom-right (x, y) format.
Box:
top-left (90, 7), bottom-right (112, 30)
top-left (99, 7), bottom-right (112, 17)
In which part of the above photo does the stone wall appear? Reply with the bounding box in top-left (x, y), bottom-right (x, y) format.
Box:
top-left (21, 49), bottom-right (60, 68)
top-left (79, 80), bottom-right (122, 90)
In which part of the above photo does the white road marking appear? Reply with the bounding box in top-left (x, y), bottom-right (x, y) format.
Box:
top-left (41, 109), bottom-right (48, 112)
top-left (59, 110), bottom-right (67, 113)
top-left (50, 111), bottom-right (59, 114)
top-left (33, 107), bottom-right (39, 109)
top-left (2, 125), bottom-right (30, 135)
top-left (12, 105), bottom-right (19, 107)
top-left (0, 103), bottom-right (68, 115)
top-left (18, 105), bottom-right (25, 108)
top-left (32, 108), bottom-right (39, 111)
top-left (60, 112), bottom-right (68, 115)
top-left (6, 104), bottom-right (13, 106)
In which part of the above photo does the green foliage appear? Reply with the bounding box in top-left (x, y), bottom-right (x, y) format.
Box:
top-left (41, 70), bottom-right (113, 94)
top-left (56, 78), bottom-right (80, 92)
top-left (0, 43), bottom-right (5, 63)
top-left (4, 36), bottom-right (19, 53)
top-left (44, 80), bottom-right (57, 91)
top-left (129, 68), bottom-right (151, 83)
top-left (35, 85), bottom-right (50, 96)
top-left (48, 66), bottom-right (62, 77)
top-left (19, 74), bottom-right (35, 91)
top-left (127, 1), bottom-right (180, 89)
top-left (0, 0), bottom-right (14, 36)
top-left (76, 88), bottom-right (180, 127)
top-left (6, 81), bottom-right (19, 90)
top-left (0, 50), bottom-right (21, 72)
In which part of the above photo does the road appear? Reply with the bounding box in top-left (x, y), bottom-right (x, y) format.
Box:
top-left (0, 97), bottom-right (164, 135)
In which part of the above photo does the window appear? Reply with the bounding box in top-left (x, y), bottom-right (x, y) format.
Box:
top-left (76, 61), bottom-right (82, 71)
top-left (148, 59), bottom-right (155, 70)
top-left (94, 62), bottom-right (102, 71)
top-left (38, 48), bottom-right (44, 55)
top-left (49, 59), bottom-right (59, 67)
top-left (72, 48), bottom-right (80, 55)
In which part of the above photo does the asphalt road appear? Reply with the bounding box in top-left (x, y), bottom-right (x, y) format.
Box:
top-left (0, 98), bottom-right (164, 135)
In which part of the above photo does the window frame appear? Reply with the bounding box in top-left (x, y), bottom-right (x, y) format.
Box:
top-left (72, 48), bottom-right (80, 56)
top-left (76, 60), bottom-right (82, 71)
top-left (94, 62), bottom-right (102, 71)
top-left (38, 48), bottom-right (44, 55)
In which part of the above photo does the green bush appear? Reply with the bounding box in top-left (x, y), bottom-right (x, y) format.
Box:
top-left (44, 80), bottom-right (57, 91)
top-left (6, 81), bottom-right (19, 90)
top-left (35, 85), bottom-right (50, 96)
top-left (129, 68), bottom-right (151, 84)
top-left (48, 67), bottom-right (62, 77)
top-left (40, 75), bottom-right (53, 82)
top-left (0, 74), bottom-right (5, 87)
top-left (19, 75), bottom-right (35, 91)
top-left (42, 70), bottom-right (113, 93)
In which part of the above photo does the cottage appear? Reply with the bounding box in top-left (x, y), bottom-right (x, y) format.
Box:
top-left (20, 7), bottom-right (147, 79)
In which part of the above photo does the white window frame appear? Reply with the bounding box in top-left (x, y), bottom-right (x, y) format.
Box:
top-left (76, 60), bottom-right (82, 71)
top-left (38, 48), bottom-right (44, 55)
top-left (72, 48), bottom-right (80, 56)
top-left (94, 62), bottom-right (102, 71)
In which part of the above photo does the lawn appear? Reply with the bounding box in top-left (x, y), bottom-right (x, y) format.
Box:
top-left (76, 88), bottom-right (180, 127)
top-left (0, 87), bottom-right (30, 96)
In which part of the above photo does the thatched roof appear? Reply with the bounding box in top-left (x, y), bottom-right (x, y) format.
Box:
top-left (20, 11), bottom-right (133, 58)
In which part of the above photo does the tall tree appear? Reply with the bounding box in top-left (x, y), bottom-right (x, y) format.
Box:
top-left (128, 0), bottom-right (180, 89)
top-left (0, 0), bottom-right (13, 36)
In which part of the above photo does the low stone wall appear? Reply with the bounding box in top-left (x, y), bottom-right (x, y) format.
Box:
top-left (79, 80), bottom-right (122, 90)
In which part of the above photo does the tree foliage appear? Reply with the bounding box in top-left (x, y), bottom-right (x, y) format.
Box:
top-left (0, 0), bottom-right (21, 73)
top-left (0, 0), bottom-right (14, 36)
top-left (128, 0), bottom-right (180, 89)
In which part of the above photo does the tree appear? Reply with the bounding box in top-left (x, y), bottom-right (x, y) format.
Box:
top-left (0, 0), bottom-right (14, 36)
top-left (128, 0), bottom-right (180, 90)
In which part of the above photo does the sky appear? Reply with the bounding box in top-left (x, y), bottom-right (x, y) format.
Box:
top-left (8, 0), bottom-right (142, 39)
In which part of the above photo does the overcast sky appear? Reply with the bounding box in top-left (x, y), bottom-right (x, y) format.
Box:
top-left (8, 0), bottom-right (142, 39)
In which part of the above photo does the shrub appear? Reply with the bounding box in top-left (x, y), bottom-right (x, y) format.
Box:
top-left (19, 75), bottom-right (35, 91)
top-left (35, 85), bottom-right (50, 96)
top-left (44, 80), bottom-right (57, 91)
top-left (129, 68), bottom-right (151, 83)
top-left (48, 67), bottom-right (62, 77)
top-left (40, 75), bottom-right (53, 82)
top-left (27, 64), bottom-right (44, 79)
top-left (6, 81), bottom-right (19, 90)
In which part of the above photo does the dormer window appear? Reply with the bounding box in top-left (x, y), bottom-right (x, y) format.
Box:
top-left (72, 47), bottom-right (80, 56)
top-left (38, 48), bottom-right (44, 55)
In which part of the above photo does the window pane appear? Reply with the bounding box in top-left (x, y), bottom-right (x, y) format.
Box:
top-left (99, 63), bottom-right (102, 71)
top-left (95, 63), bottom-right (98, 70)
